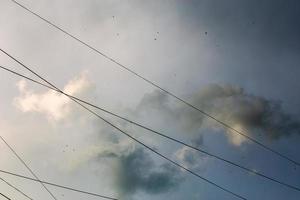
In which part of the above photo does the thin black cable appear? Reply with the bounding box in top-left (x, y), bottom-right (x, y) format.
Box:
top-left (0, 193), bottom-right (11, 200)
top-left (0, 135), bottom-right (58, 200)
top-left (4, 64), bottom-right (300, 192)
top-left (0, 170), bottom-right (117, 200)
top-left (8, 0), bottom-right (300, 167)
top-left (0, 51), bottom-right (247, 199)
top-left (1, 65), bottom-right (300, 193)
top-left (0, 176), bottom-right (33, 200)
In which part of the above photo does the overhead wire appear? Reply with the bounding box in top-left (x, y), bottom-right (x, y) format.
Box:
top-left (0, 169), bottom-right (117, 200)
top-left (0, 64), bottom-right (300, 193)
top-left (0, 192), bottom-right (11, 200)
top-left (7, 0), bottom-right (300, 167)
top-left (0, 176), bottom-right (33, 200)
top-left (0, 50), bottom-right (247, 200)
top-left (0, 134), bottom-right (58, 200)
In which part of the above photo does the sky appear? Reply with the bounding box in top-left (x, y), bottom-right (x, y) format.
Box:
top-left (0, 0), bottom-right (300, 199)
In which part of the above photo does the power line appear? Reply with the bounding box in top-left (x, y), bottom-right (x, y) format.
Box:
top-left (0, 169), bottom-right (117, 200)
top-left (0, 176), bottom-right (33, 200)
top-left (0, 192), bottom-right (11, 200)
top-left (0, 51), bottom-right (246, 200)
top-left (1, 65), bottom-right (300, 193)
top-left (8, 0), bottom-right (300, 167)
top-left (0, 135), bottom-right (58, 200)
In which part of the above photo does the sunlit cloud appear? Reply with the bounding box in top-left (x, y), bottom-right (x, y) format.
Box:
top-left (14, 71), bottom-right (92, 121)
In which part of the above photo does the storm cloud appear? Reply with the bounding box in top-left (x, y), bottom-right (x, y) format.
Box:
top-left (114, 148), bottom-right (181, 196)
top-left (135, 84), bottom-right (300, 146)
top-left (94, 146), bottom-right (182, 198)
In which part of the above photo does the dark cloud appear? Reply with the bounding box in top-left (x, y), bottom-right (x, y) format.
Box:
top-left (135, 84), bottom-right (300, 143)
top-left (188, 84), bottom-right (300, 140)
top-left (95, 144), bottom-right (182, 197)
top-left (112, 148), bottom-right (181, 197)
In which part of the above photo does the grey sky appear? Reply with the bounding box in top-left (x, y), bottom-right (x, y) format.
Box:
top-left (0, 0), bottom-right (300, 200)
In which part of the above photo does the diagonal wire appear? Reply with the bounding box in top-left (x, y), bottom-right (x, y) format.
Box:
top-left (0, 134), bottom-right (58, 200)
top-left (7, 0), bottom-right (300, 167)
top-left (0, 53), bottom-right (247, 199)
top-left (0, 176), bottom-right (33, 200)
top-left (0, 170), bottom-right (117, 200)
top-left (0, 64), bottom-right (300, 193)
top-left (0, 192), bottom-right (11, 200)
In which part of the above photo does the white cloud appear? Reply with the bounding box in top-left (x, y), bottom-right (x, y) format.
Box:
top-left (14, 71), bottom-right (93, 121)
top-left (226, 124), bottom-right (248, 146)
top-left (175, 146), bottom-right (209, 171)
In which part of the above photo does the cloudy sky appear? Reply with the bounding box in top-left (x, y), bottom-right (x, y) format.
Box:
top-left (0, 0), bottom-right (300, 199)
